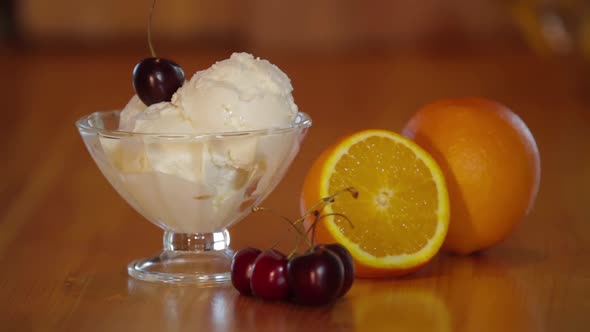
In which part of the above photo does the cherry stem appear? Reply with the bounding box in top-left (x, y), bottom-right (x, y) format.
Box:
top-left (320, 213), bottom-right (355, 228)
top-left (310, 210), bottom-right (320, 249)
top-left (305, 196), bottom-right (333, 213)
top-left (269, 239), bottom-right (281, 251)
top-left (147, 0), bottom-right (157, 57)
top-left (335, 187), bottom-right (359, 199)
top-left (249, 187), bottom-right (358, 256)
top-left (303, 187), bottom-right (358, 217)
top-left (251, 207), bottom-right (312, 257)
top-left (304, 187), bottom-right (358, 248)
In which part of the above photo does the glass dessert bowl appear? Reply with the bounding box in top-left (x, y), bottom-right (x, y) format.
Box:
top-left (76, 110), bottom-right (311, 285)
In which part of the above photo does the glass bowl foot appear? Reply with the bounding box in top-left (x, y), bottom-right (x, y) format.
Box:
top-left (127, 230), bottom-right (234, 285)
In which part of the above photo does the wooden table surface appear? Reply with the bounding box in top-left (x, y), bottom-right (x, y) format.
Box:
top-left (1, 48), bottom-right (589, 331)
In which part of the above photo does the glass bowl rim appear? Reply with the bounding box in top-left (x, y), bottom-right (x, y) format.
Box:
top-left (76, 110), bottom-right (312, 139)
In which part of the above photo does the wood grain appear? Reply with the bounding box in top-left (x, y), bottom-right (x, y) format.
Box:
top-left (0, 48), bottom-right (589, 331)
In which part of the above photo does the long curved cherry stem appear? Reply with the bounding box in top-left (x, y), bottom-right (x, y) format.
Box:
top-left (269, 239), bottom-right (281, 251)
top-left (147, 0), bottom-right (157, 57)
top-left (331, 187), bottom-right (359, 200)
top-left (251, 187), bottom-right (359, 256)
top-left (252, 206), bottom-right (312, 257)
top-left (303, 194), bottom-right (335, 214)
top-left (306, 212), bottom-right (355, 247)
top-left (301, 187), bottom-right (358, 221)
top-left (309, 210), bottom-right (320, 248)
top-left (304, 187), bottom-right (358, 248)
top-left (319, 213), bottom-right (355, 228)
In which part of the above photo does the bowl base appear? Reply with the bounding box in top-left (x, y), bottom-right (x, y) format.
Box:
top-left (128, 229), bottom-right (234, 285)
top-left (128, 248), bottom-right (234, 285)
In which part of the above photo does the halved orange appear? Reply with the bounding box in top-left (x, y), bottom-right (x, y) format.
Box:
top-left (301, 129), bottom-right (449, 277)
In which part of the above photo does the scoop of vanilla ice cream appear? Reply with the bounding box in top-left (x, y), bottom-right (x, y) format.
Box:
top-left (173, 52), bottom-right (298, 133)
top-left (100, 52), bottom-right (301, 233)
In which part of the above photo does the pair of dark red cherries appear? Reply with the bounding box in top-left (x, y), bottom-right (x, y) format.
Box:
top-left (231, 243), bottom-right (355, 306)
top-left (232, 189), bottom-right (360, 306)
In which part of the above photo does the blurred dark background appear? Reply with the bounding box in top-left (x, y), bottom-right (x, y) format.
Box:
top-left (0, 0), bottom-right (588, 57)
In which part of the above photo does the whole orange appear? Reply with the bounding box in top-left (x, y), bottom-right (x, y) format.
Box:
top-left (402, 98), bottom-right (540, 254)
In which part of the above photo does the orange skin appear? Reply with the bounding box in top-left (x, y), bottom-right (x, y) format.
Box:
top-left (402, 98), bottom-right (541, 254)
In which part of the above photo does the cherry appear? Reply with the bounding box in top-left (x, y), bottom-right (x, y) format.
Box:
top-left (287, 248), bottom-right (344, 305)
top-left (316, 243), bottom-right (355, 297)
top-left (231, 247), bottom-right (262, 296)
top-left (131, 0), bottom-right (185, 106)
top-left (132, 57), bottom-right (184, 106)
top-left (250, 249), bottom-right (290, 301)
